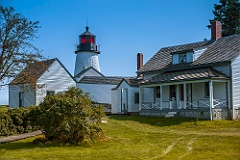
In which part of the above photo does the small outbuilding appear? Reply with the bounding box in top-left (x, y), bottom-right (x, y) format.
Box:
top-left (9, 58), bottom-right (76, 108)
top-left (111, 77), bottom-right (142, 114)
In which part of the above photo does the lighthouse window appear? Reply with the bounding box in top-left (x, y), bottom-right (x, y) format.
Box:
top-left (81, 37), bottom-right (86, 43)
top-left (90, 37), bottom-right (94, 43)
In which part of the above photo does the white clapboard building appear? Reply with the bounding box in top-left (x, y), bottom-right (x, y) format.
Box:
top-left (9, 58), bottom-right (76, 108)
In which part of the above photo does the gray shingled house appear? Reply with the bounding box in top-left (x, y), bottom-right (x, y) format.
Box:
top-left (137, 21), bottom-right (240, 120)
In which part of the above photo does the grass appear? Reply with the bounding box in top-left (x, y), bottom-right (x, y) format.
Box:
top-left (0, 115), bottom-right (240, 160)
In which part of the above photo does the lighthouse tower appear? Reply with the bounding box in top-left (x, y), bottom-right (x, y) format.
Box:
top-left (74, 26), bottom-right (100, 77)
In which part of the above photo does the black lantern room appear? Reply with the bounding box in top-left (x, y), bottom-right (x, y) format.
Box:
top-left (75, 26), bottom-right (100, 53)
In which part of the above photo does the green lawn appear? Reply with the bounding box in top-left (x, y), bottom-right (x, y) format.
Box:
top-left (0, 115), bottom-right (240, 160)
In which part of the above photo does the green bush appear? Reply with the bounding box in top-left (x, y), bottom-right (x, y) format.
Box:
top-left (31, 87), bottom-right (105, 144)
top-left (0, 106), bottom-right (38, 136)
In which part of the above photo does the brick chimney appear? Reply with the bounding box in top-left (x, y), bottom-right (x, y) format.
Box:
top-left (211, 20), bottom-right (222, 40)
top-left (137, 53), bottom-right (143, 77)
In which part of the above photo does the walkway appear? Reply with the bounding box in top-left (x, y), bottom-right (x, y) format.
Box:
top-left (0, 130), bottom-right (42, 144)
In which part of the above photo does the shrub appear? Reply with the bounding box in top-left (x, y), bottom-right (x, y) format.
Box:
top-left (0, 106), bottom-right (38, 136)
top-left (32, 87), bottom-right (105, 144)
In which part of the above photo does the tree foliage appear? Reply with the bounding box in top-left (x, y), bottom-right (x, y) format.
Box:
top-left (0, 6), bottom-right (43, 87)
top-left (30, 87), bottom-right (105, 144)
top-left (211, 0), bottom-right (240, 36)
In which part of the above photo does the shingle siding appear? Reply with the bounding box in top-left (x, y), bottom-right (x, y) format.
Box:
top-left (213, 65), bottom-right (231, 76)
top-left (194, 47), bottom-right (207, 61)
top-left (231, 54), bottom-right (240, 119)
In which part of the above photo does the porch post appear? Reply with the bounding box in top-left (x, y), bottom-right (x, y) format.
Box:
top-left (139, 87), bottom-right (143, 111)
top-left (160, 85), bottom-right (163, 110)
top-left (176, 84), bottom-right (179, 109)
top-left (209, 80), bottom-right (214, 120)
top-left (183, 83), bottom-right (187, 109)
top-left (227, 81), bottom-right (231, 109)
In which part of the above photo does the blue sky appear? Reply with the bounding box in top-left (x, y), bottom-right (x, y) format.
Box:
top-left (1, 0), bottom-right (219, 105)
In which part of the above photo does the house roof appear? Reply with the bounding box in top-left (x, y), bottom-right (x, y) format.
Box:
top-left (74, 66), bottom-right (104, 78)
top-left (10, 59), bottom-right (56, 85)
top-left (113, 77), bottom-right (142, 89)
top-left (124, 77), bottom-right (142, 87)
top-left (141, 67), bottom-right (229, 84)
top-left (10, 58), bottom-right (75, 85)
top-left (78, 76), bottom-right (124, 85)
top-left (138, 35), bottom-right (240, 73)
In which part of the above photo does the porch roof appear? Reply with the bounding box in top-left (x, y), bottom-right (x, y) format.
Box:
top-left (141, 67), bottom-right (229, 84)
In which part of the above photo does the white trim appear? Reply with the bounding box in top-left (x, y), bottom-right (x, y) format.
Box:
top-left (209, 80), bottom-right (213, 120)
top-left (160, 85), bottom-right (163, 110)
top-left (183, 83), bottom-right (187, 109)
top-left (140, 79), bottom-right (228, 88)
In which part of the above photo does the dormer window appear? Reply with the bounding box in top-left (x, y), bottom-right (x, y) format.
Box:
top-left (179, 53), bottom-right (186, 63)
top-left (171, 50), bottom-right (193, 65)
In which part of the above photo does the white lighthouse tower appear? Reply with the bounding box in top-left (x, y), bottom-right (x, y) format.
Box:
top-left (74, 26), bottom-right (101, 77)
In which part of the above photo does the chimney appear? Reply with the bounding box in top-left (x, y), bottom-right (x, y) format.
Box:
top-left (137, 53), bottom-right (143, 77)
top-left (211, 20), bottom-right (222, 40)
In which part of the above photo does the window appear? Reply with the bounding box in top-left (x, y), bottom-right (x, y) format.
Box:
top-left (156, 86), bottom-right (160, 98)
top-left (179, 53), bottom-right (186, 63)
top-left (170, 85), bottom-right (176, 99)
top-left (81, 37), bottom-right (86, 43)
top-left (90, 37), bottom-right (94, 43)
top-left (134, 93), bottom-right (139, 104)
top-left (47, 90), bottom-right (55, 96)
top-left (204, 82), bottom-right (209, 98)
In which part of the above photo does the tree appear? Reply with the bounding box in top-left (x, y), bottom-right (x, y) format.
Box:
top-left (0, 6), bottom-right (43, 88)
top-left (30, 87), bottom-right (105, 144)
top-left (211, 0), bottom-right (240, 37)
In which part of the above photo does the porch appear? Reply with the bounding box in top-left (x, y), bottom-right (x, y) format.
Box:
top-left (139, 108), bottom-right (230, 120)
top-left (141, 99), bottom-right (228, 110)
top-left (139, 79), bottom-right (231, 120)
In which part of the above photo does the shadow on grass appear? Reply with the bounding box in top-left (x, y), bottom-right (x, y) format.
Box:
top-left (0, 136), bottom-right (92, 151)
top-left (109, 115), bottom-right (201, 127)
top-left (0, 141), bottom-right (43, 150)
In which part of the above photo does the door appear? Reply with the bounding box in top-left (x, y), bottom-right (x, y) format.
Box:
top-left (19, 92), bottom-right (24, 107)
top-left (170, 85), bottom-right (176, 109)
top-left (186, 84), bottom-right (193, 108)
top-left (121, 89), bottom-right (128, 113)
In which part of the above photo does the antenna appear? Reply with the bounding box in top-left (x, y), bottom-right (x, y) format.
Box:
top-left (86, 17), bottom-right (88, 27)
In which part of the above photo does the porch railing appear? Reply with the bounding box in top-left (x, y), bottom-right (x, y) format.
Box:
top-left (141, 99), bottom-right (228, 110)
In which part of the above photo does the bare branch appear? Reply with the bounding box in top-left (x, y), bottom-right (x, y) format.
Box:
top-left (0, 6), bottom-right (44, 87)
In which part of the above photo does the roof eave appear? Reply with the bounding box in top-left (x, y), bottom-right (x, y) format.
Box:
top-left (138, 61), bottom-right (231, 74)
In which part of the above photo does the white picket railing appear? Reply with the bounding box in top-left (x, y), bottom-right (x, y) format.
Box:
top-left (141, 99), bottom-right (228, 110)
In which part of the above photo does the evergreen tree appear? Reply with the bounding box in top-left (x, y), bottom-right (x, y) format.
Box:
top-left (212, 0), bottom-right (240, 36)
